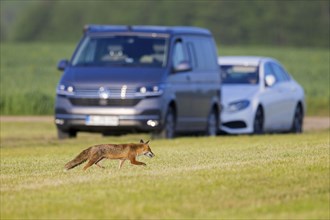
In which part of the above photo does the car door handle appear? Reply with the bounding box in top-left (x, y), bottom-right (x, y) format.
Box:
top-left (186, 75), bottom-right (191, 81)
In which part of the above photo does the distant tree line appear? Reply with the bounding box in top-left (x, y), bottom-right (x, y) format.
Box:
top-left (4, 0), bottom-right (330, 47)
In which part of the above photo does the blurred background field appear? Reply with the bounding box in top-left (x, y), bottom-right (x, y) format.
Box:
top-left (1, 1), bottom-right (329, 46)
top-left (0, 0), bottom-right (330, 116)
top-left (1, 0), bottom-right (329, 116)
top-left (1, 43), bottom-right (329, 116)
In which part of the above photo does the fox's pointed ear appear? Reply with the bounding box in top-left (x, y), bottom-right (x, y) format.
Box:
top-left (145, 140), bottom-right (150, 144)
top-left (140, 139), bottom-right (144, 143)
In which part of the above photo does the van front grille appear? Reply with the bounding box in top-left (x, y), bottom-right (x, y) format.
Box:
top-left (69, 98), bottom-right (141, 107)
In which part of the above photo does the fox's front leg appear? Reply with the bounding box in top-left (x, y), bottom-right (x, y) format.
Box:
top-left (129, 157), bottom-right (146, 166)
top-left (118, 159), bottom-right (126, 169)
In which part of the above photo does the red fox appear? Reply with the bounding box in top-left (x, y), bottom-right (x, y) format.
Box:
top-left (64, 139), bottom-right (154, 171)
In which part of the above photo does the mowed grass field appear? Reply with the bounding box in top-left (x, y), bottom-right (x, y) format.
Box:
top-left (0, 43), bottom-right (329, 115)
top-left (1, 119), bottom-right (329, 219)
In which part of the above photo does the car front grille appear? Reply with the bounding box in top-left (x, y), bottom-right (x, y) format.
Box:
top-left (222, 121), bottom-right (247, 129)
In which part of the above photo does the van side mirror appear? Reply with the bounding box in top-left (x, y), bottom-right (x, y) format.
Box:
top-left (173, 61), bottom-right (192, 73)
top-left (265, 74), bottom-right (276, 87)
top-left (57, 59), bottom-right (69, 71)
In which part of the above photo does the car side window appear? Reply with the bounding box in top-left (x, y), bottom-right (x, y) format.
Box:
top-left (264, 63), bottom-right (276, 79)
top-left (264, 62), bottom-right (282, 86)
top-left (172, 40), bottom-right (187, 67)
top-left (271, 63), bottom-right (290, 82)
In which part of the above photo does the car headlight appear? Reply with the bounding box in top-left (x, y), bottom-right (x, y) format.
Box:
top-left (135, 84), bottom-right (164, 97)
top-left (57, 84), bottom-right (75, 96)
top-left (228, 100), bottom-right (250, 112)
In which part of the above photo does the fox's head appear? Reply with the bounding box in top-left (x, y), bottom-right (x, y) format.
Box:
top-left (140, 139), bottom-right (155, 158)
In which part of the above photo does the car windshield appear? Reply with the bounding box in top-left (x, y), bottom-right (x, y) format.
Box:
top-left (221, 65), bottom-right (259, 84)
top-left (72, 34), bottom-right (169, 68)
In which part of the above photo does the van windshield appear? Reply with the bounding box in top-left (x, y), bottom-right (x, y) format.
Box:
top-left (72, 34), bottom-right (169, 68)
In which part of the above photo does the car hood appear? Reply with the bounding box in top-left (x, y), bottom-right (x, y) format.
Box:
top-left (60, 67), bottom-right (166, 88)
top-left (222, 84), bottom-right (259, 105)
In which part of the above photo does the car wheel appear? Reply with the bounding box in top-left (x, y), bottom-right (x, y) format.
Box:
top-left (253, 107), bottom-right (264, 134)
top-left (57, 128), bottom-right (77, 139)
top-left (291, 105), bottom-right (303, 133)
top-left (206, 108), bottom-right (218, 136)
top-left (153, 107), bottom-right (176, 139)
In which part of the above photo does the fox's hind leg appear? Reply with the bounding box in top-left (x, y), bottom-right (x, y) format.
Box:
top-left (83, 160), bottom-right (95, 171)
top-left (83, 156), bottom-right (103, 171)
top-left (95, 157), bottom-right (105, 169)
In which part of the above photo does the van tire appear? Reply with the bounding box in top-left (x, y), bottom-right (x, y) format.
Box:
top-left (57, 128), bottom-right (77, 139)
top-left (153, 107), bottom-right (176, 139)
top-left (206, 108), bottom-right (218, 136)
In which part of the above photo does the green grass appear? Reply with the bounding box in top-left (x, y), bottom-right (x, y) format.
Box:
top-left (0, 43), bottom-right (75, 115)
top-left (0, 43), bottom-right (329, 115)
top-left (1, 120), bottom-right (329, 219)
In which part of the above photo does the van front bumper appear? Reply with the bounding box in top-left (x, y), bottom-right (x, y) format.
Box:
top-left (54, 93), bottom-right (166, 133)
top-left (55, 112), bottom-right (161, 133)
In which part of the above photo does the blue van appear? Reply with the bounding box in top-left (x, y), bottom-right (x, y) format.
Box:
top-left (55, 25), bottom-right (221, 139)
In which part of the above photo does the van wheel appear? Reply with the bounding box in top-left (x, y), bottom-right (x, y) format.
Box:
top-left (206, 108), bottom-right (218, 136)
top-left (253, 107), bottom-right (264, 134)
top-left (291, 105), bottom-right (303, 133)
top-left (153, 107), bottom-right (176, 139)
top-left (57, 128), bottom-right (77, 139)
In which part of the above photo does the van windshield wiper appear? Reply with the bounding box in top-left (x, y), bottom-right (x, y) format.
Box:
top-left (74, 63), bottom-right (95, 67)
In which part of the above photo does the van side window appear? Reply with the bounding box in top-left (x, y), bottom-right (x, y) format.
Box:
top-left (172, 40), bottom-right (187, 67)
top-left (192, 37), bottom-right (218, 71)
top-left (203, 38), bottom-right (218, 70)
top-left (187, 42), bottom-right (198, 68)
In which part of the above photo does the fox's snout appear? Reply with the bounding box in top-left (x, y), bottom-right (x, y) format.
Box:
top-left (145, 151), bottom-right (155, 158)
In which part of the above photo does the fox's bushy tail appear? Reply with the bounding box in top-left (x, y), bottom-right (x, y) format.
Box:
top-left (64, 147), bottom-right (91, 170)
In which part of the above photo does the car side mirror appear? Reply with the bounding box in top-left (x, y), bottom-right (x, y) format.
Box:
top-left (57, 59), bottom-right (69, 71)
top-left (173, 61), bottom-right (192, 73)
top-left (265, 75), bottom-right (276, 87)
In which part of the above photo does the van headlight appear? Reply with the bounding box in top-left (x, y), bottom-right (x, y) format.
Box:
top-left (135, 85), bottom-right (164, 97)
top-left (228, 100), bottom-right (250, 112)
top-left (57, 84), bottom-right (75, 96)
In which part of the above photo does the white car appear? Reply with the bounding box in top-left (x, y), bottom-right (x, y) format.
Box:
top-left (219, 56), bottom-right (305, 134)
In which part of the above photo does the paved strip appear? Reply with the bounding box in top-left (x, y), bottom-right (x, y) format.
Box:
top-left (0, 116), bottom-right (329, 131)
